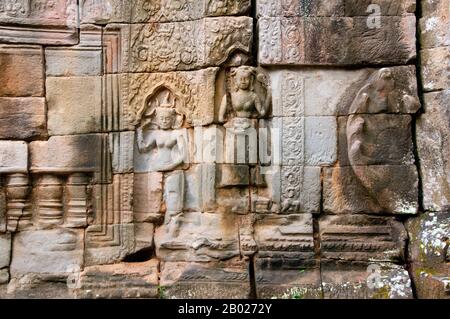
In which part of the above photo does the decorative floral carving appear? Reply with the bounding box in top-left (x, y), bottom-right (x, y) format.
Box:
top-left (128, 72), bottom-right (197, 127)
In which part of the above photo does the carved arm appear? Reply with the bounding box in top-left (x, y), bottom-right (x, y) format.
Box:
top-left (218, 95), bottom-right (228, 123)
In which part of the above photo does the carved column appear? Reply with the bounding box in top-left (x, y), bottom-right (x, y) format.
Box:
top-left (66, 173), bottom-right (90, 227)
top-left (5, 173), bottom-right (31, 232)
top-left (37, 174), bottom-right (64, 226)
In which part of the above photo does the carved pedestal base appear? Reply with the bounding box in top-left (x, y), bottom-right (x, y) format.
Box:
top-left (5, 174), bottom-right (30, 232)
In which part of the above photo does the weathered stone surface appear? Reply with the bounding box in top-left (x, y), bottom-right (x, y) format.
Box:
top-left (0, 233), bottom-right (11, 269)
top-left (0, 269), bottom-right (8, 284)
top-left (421, 0), bottom-right (449, 16)
top-left (255, 214), bottom-right (315, 262)
top-left (103, 74), bottom-right (129, 131)
top-left (217, 164), bottom-right (249, 187)
top-left (193, 125), bottom-right (225, 163)
top-left (0, 0), bottom-right (77, 26)
top-left (109, 131), bottom-right (135, 174)
top-left (259, 16), bottom-right (415, 65)
top-left (410, 273), bottom-right (450, 299)
top-left (0, 141), bottom-right (28, 173)
top-left (407, 211), bottom-right (450, 270)
top-left (80, 0), bottom-right (130, 24)
top-left (0, 0), bottom-right (446, 300)
top-left (0, 98), bottom-right (46, 139)
top-left (126, 17), bottom-right (252, 72)
top-left (134, 223), bottom-right (155, 254)
top-left (80, 0), bottom-right (250, 24)
top-left (184, 164), bottom-right (216, 212)
top-left (417, 90), bottom-right (450, 212)
top-left (0, 187), bottom-right (5, 232)
top-left (254, 214), bottom-right (316, 271)
top-left (320, 215), bottom-right (407, 262)
top-left (125, 68), bottom-right (218, 127)
top-left (46, 76), bottom-right (102, 135)
top-left (133, 172), bottom-right (163, 223)
top-left (280, 117), bottom-right (337, 165)
top-left (6, 274), bottom-right (75, 298)
top-left (420, 11), bottom-right (450, 48)
top-left (257, 0), bottom-right (345, 17)
top-left (155, 212), bottom-right (240, 262)
top-left (278, 117), bottom-right (303, 165)
top-left (75, 259), bottom-right (159, 299)
top-left (406, 212), bottom-right (450, 299)
top-left (279, 166), bottom-right (321, 214)
top-left (343, 0), bottom-right (416, 16)
top-left (215, 187), bottom-right (250, 215)
top-left (85, 174), bottom-right (135, 266)
top-left (257, 0), bottom-right (415, 17)
top-left (0, 25), bottom-right (78, 46)
top-left (323, 165), bottom-right (419, 214)
top-left (45, 26), bottom-right (102, 77)
top-left (421, 47), bottom-right (450, 92)
top-left (0, 45), bottom-right (44, 97)
top-left (338, 114), bottom-right (415, 166)
top-left (271, 65), bottom-right (419, 117)
top-left (30, 134), bottom-right (108, 176)
top-left (0, 0), bottom-right (78, 45)
top-left (10, 228), bottom-right (84, 275)
top-left (102, 24), bottom-right (127, 74)
top-left (271, 69), bottom-right (364, 117)
top-left (305, 117), bottom-right (337, 165)
top-left (132, 0), bottom-right (250, 23)
top-left (134, 130), bottom-right (189, 173)
top-left (256, 268), bottom-right (322, 299)
top-left (322, 262), bottom-right (413, 299)
top-left (85, 223), bottom-right (135, 266)
top-left (420, 0), bottom-right (450, 47)
top-left (254, 214), bottom-right (321, 298)
top-left (160, 259), bottom-right (250, 299)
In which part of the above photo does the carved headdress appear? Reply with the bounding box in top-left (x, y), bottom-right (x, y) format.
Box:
top-left (138, 89), bottom-right (184, 129)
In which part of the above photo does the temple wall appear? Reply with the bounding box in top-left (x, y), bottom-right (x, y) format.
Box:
top-left (0, 0), bottom-right (448, 299)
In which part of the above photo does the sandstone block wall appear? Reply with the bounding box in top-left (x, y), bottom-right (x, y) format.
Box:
top-left (0, 0), bottom-right (448, 299)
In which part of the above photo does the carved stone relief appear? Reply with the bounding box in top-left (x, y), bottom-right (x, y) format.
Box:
top-left (0, 0), bottom-right (78, 45)
top-left (128, 17), bottom-right (252, 72)
top-left (80, 0), bottom-right (251, 24)
top-left (258, 16), bottom-right (416, 65)
top-left (0, 0), bottom-right (446, 300)
top-left (324, 66), bottom-right (420, 215)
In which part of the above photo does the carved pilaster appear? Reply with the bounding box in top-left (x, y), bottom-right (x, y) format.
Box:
top-left (5, 173), bottom-right (30, 232)
top-left (66, 173), bottom-right (90, 228)
top-left (37, 175), bottom-right (64, 226)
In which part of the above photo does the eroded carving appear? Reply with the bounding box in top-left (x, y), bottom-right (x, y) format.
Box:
top-left (325, 67), bottom-right (419, 215)
top-left (136, 90), bottom-right (187, 172)
top-left (128, 17), bottom-right (252, 72)
top-left (219, 66), bottom-right (271, 125)
top-left (135, 88), bottom-right (189, 242)
top-left (5, 173), bottom-right (30, 232)
top-left (349, 68), bottom-right (420, 115)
